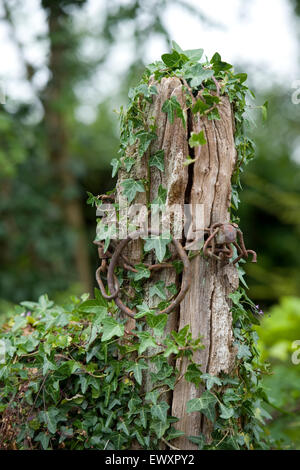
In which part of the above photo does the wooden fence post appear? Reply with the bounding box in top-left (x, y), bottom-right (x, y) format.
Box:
top-left (114, 76), bottom-right (240, 449)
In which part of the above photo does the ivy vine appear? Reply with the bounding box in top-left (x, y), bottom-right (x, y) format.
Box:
top-left (0, 43), bottom-right (274, 450)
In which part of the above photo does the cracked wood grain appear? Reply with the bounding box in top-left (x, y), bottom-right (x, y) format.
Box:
top-left (116, 78), bottom-right (239, 450)
top-left (171, 94), bottom-right (239, 449)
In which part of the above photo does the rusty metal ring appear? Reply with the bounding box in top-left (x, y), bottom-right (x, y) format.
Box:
top-left (96, 265), bottom-right (120, 300)
top-left (203, 227), bottom-right (219, 259)
top-left (107, 229), bottom-right (191, 319)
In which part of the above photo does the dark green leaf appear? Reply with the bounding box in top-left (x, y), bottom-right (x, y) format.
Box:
top-left (133, 263), bottom-right (151, 281)
top-left (186, 391), bottom-right (217, 422)
top-left (219, 403), bottom-right (234, 419)
top-left (161, 50), bottom-right (181, 68)
top-left (162, 96), bottom-right (185, 126)
top-left (101, 317), bottom-right (124, 342)
top-left (128, 360), bottom-right (148, 385)
top-left (200, 373), bottom-right (222, 390)
top-left (149, 281), bottom-right (167, 300)
top-left (111, 158), bottom-right (120, 178)
top-left (146, 313), bottom-right (168, 337)
top-left (188, 130), bottom-right (207, 148)
top-left (136, 130), bottom-right (157, 156)
top-left (151, 401), bottom-right (169, 423)
top-left (149, 150), bottom-right (164, 171)
top-left (143, 232), bottom-right (171, 262)
top-left (121, 178), bottom-right (145, 203)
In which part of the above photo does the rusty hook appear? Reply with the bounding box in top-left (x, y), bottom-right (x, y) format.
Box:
top-left (106, 229), bottom-right (191, 319)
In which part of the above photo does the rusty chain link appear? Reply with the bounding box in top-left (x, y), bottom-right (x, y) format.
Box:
top-left (202, 223), bottom-right (257, 264)
top-left (94, 223), bottom-right (256, 319)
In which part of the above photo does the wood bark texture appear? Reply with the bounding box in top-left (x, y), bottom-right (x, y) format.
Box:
top-left (116, 77), bottom-right (238, 449)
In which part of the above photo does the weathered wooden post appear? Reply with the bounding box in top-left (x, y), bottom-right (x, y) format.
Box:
top-left (95, 45), bottom-right (265, 450)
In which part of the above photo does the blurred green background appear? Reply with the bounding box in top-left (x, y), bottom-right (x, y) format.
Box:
top-left (0, 0), bottom-right (299, 449)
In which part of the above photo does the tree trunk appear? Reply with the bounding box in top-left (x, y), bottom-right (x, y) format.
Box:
top-left (171, 92), bottom-right (239, 449)
top-left (116, 77), bottom-right (238, 449)
top-left (42, 7), bottom-right (93, 295)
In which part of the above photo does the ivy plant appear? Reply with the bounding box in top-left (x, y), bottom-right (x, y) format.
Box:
top-left (0, 44), bottom-right (274, 450)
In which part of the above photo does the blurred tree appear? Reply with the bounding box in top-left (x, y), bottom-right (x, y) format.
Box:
top-left (41, 0), bottom-right (93, 294)
top-left (239, 88), bottom-right (300, 304)
top-left (257, 297), bottom-right (300, 449)
top-left (0, 0), bottom-right (212, 306)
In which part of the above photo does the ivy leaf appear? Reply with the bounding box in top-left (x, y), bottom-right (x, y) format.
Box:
top-left (163, 337), bottom-right (179, 357)
top-left (117, 420), bottom-right (130, 436)
top-left (149, 281), bottom-right (167, 300)
top-left (151, 185), bottom-right (167, 214)
top-left (161, 49), bottom-right (181, 68)
top-left (261, 101), bottom-right (268, 121)
top-left (35, 432), bottom-right (50, 450)
top-left (167, 283), bottom-right (178, 295)
top-left (184, 64), bottom-right (214, 88)
top-left (171, 41), bottom-right (204, 62)
top-left (182, 48), bottom-right (204, 62)
top-left (133, 263), bottom-right (151, 281)
top-left (123, 156), bottom-right (135, 172)
top-left (171, 41), bottom-right (184, 53)
top-left (55, 361), bottom-right (81, 379)
top-left (136, 331), bottom-right (157, 355)
top-left (135, 302), bottom-right (155, 319)
top-left (172, 260), bottom-right (184, 274)
top-left (86, 192), bottom-right (101, 208)
top-left (136, 130), bottom-right (157, 156)
top-left (128, 360), bottom-right (148, 385)
top-left (188, 130), bottom-right (207, 148)
top-left (143, 232), bottom-right (171, 262)
top-left (43, 356), bottom-right (56, 376)
top-left (185, 364), bottom-right (203, 386)
top-left (111, 158), bottom-right (120, 178)
top-left (192, 99), bottom-right (210, 115)
top-left (101, 317), bottom-right (124, 342)
top-left (201, 90), bottom-right (220, 106)
top-left (95, 220), bottom-right (117, 253)
top-left (188, 435), bottom-right (205, 449)
top-left (228, 291), bottom-right (243, 306)
top-left (236, 342), bottom-right (252, 360)
top-left (162, 96), bottom-right (185, 126)
top-left (186, 391), bottom-right (217, 423)
top-left (211, 52), bottom-right (232, 73)
top-left (150, 401), bottom-right (169, 423)
top-left (150, 420), bottom-right (170, 439)
top-left (235, 72), bottom-right (248, 84)
top-left (219, 403), bottom-right (234, 420)
top-left (11, 315), bottom-right (27, 333)
top-left (145, 390), bottom-right (160, 405)
top-left (207, 107), bottom-right (221, 121)
top-left (129, 83), bottom-right (158, 100)
top-left (149, 150), bottom-right (165, 171)
top-left (166, 428), bottom-right (185, 441)
top-left (146, 313), bottom-right (168, 337)
top-left (79, 300), bottom-right (108, 317)
top-left (172, 325), bottom-right (190, 347)
top-left (94, 287), bottom-right (109, 308)
top-left (121, 178), bottom-right (145, 203)
top-left (139, 408), bottom-right (147, 429)
top-left (43, 408), bottom-right (63, 434)
top-left (200, 373), bottom-right (222, 391)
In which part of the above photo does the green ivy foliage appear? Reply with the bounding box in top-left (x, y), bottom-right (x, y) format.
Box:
top-left (0, 44), bottom-right (273, 450)
top-left (0, 292), bottom-right (202, 449)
